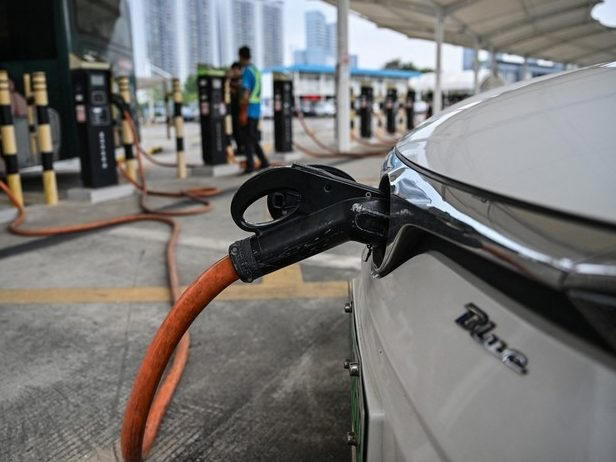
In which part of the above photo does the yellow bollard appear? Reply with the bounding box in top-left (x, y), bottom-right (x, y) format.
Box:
top-left (23, 73), bottom-right (38, 157)
top-left (172, 78), bottom-right (187, 179)
top-left (0, 70), bottom-right (24, 206)
top-left (117, 76), bottom-right (137, 181)
top-left (32, 72), bottom-right (58, 205)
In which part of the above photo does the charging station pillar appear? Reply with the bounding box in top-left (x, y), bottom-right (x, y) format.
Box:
top-left (197, 68), bottom-right (226, 166)
top-left (359, 84), bottom-right (373, 139)
top-left (385, 86), bottom-right (397, 135)
top-left (350, 87), bottom-right (357, 136)
top-left (172, 78), bottom-right (187, 178)
top-left (71, 65), bottom-right (118, 188)
top-left (405, 88), bottom-right (416, 131)
top-left (273, 73), bottom-right (293, 153)
top-left (32, 72), bottom-right (58, 205)
top-left (0, 70), bottom-right (24, 205)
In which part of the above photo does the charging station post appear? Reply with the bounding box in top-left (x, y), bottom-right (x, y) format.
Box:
top-left (70, 61), bottom-right (119, 190)
top-left (273, 73), bottom-right (293, 153)
top-left (385, 86), bottom-right (397, 135)
top-left (195, 66), bottom-right (239, 176)
top-left (0, 70), bottom-right (24, 206)
top-left (350, 87), bottom-right (357, 137)
top-left (359, 84), bottom-right (373, 139)
top-left (406, 88), bottom-right (416, 131)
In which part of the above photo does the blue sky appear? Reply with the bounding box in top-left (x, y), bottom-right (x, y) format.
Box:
top-left (285, 0), bottom-right (463, 71)
top-left (130, 0), bottom-right (616, 78)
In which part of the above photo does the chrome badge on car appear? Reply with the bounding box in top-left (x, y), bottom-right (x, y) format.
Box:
top-left (456, 303), bottom-right (528, 375)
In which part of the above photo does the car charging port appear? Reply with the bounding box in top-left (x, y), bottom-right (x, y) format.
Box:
top-left (228, 164), bottom-right (389, 282)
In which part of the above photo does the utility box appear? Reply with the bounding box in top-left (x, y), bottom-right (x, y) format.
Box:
top-left (385, 87), bottom-right (397, 134)
top-left (359, 85), bottom-right (373, 139)
top-left (197, 67), bottom-right (227, 165)
top-left (273, 73), bottom-right (293, 153)
top-left (70, 61), bottom-right (118, 188)
top-left (406, 88), bottom-right (416, 131)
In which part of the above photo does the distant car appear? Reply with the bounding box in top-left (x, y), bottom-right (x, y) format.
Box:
top-left (349, 64), bottom-right (616, 462)
top-left (182, 103), bottom-right (198, 121)
top-left (314, 100), bottom-right (336, 117)
top-left (300, 100), bottom-right (315, 117)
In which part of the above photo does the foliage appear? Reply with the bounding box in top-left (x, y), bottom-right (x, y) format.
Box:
top-left (383, 59), bottom-right (433, 73)
top-left (183, 74), bottom-right (198, 103)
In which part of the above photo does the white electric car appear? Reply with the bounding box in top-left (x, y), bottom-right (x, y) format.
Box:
top-left (349, 63), bottom-right (616, 461)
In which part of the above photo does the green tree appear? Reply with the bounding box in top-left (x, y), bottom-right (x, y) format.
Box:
top-left (183, 74), bottom-right (198, 104)
top-left (382, 59), bottom-right (432, 73)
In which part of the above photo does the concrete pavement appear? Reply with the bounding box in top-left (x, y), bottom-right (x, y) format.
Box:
top-left (0, 118), bottom-right (391, 461)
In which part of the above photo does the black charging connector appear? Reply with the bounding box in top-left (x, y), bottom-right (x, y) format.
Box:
top-left (228, 164), bottom-right (389, 282)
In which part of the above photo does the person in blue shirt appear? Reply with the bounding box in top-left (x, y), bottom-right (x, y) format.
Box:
top-left (238, 45), bottom-right (269, 174)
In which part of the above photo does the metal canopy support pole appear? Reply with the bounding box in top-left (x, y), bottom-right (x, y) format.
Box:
top-left (522, 56), bottom-right (530, 80)
top-left (490, 48), bottom-right (497, 76)
top-left (473, 38), bottom-right (480, 94)
top-left (434, 10), bottom-right (444, 114)
top-left (336, 0), bottom-right (350, 152)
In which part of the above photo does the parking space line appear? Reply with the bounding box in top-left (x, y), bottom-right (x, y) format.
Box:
top-left (262, 264), bottom-right (304, 286)
top-left (0, 264), bottom-right (347, 304)
top-left (0, 280), bottom-right (347, 304)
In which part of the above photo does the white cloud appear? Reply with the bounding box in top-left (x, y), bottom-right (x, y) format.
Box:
top-left (592, 0), bottom-right (616, 27)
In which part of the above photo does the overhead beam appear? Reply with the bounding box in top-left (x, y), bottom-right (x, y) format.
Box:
top-left (445, 0), bottom-right (478, 15)
top-left (566, 44), bottom-right (616, 63)
top-left (354, 0), bottom-right (436, 17)
top-left (525, 28), bottom-right (607, 57)
top-left (482, 4), bottom-right (592, 40)
top-left (494, 19), bottom-right (592, 50)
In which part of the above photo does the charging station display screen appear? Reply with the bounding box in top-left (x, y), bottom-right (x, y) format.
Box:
top-left (90, 74), bottom-right (105, 87)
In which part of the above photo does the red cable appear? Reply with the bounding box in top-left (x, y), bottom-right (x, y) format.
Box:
top-left (121, 256), bottom-right (239, 462)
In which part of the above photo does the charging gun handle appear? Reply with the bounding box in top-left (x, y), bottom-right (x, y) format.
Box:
top-left (228, 164), bottom-right (388, 282)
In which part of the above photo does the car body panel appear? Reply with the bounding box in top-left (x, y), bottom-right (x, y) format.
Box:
top-left (353, 252), bottom-right (616, 462)
top-left (395, 63), bottom-right (616, 224)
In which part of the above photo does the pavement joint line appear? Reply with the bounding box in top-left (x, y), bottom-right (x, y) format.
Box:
top-left (0, 264), bottom-right (348, 304)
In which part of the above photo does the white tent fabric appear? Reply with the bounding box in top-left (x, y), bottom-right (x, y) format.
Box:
top-left (324, 0), bottom-right (616, 66)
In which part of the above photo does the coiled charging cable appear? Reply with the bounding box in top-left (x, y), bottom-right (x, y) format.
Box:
top-left (0, 108), bottom-right (220, 459)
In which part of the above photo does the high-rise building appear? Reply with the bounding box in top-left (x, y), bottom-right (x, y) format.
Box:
top-left (326, 22), bottom-right (336, 59)
top-left (261, 0), bottom-right (284, 67)
top-left (133, 0), bottom-right (285, 77)
top-left (145, 0), bottom-right (178, 75)
top-left (294, 10), bottom-right (357, 68)
top-left (232, 0), bottom-right (258, 61)
top-left (305, 10), bottom-right (328, 53)
top-left (185, 0), bottom-right (217, 72)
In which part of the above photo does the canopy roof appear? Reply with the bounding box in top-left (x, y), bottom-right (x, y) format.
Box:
top-left (324, 0), bottom-right (616, 66)
top-left (264, 64), bottom-right (420, 79)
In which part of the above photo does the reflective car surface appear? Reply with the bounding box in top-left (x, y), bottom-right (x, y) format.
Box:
top-left (350, 64), bottom-right (616, 462)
